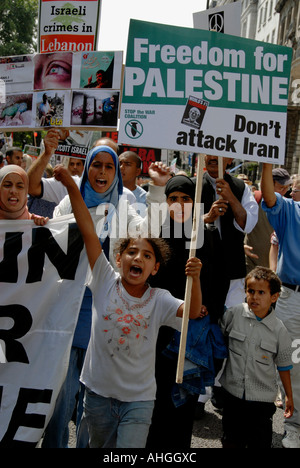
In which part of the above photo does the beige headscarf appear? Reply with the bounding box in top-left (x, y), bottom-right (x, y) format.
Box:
top-left (0, 165), bottom-right (31, 219)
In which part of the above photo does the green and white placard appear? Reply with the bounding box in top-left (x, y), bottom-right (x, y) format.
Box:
top-left (119, 20), bottom-right (292, 164)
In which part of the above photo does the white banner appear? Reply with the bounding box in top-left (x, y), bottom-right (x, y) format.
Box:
top-left (0, 214), bottom-right (89, 447)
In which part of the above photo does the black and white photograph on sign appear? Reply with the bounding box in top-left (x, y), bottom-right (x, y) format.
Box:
top-left (0, 93), bottom-right (33, 128)
top-left (71, 51), bottom-right (123, 90)
top-left (71, 90), bottom-right (119, 127)
top-left (0, 55), bottom-right (33, 93)
top-left (33, 52), bottom-right (73, 90)
top-left (55, 130), bottom-right (93, 160)
top-left (35, 90), bottom-right (68, 128)
top-left (61, 129), bottom-right (92, 148)
top-left (181, 97), bottom-right (209, 130)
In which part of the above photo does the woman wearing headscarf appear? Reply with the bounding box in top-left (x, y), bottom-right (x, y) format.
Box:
top-left (0, 164), bottom-right (48, 225)
top-left (41, 145), bottom-right (170, 448)
top-left (146, 175), bottom-right (227, 449)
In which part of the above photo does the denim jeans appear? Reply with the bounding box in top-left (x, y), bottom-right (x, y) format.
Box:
top-left (80, 388), bottom-right (154, 448)
top-left (41, 347), bottom-right (87, 448)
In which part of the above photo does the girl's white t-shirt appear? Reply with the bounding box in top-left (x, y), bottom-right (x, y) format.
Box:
top-left (80, 252), bottom-right (183, 402)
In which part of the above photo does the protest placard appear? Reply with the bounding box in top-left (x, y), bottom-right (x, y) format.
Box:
top-left (118, 20), bottom-right (293, 165)
top-left (0, 50), bottom-right (123, 131)
top-left (193, 1), bottom-right (242, 36)
top-left (37, 0), bottom-right (101, 54)
top-left (54, 129), bottom-right (92, 160)
top-left (0, 55), bottom-right (33, 93)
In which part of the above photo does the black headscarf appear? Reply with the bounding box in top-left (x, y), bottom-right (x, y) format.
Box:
top-left (151, 176), bottom-right (196, 297)
top-left (153, 174), bottom-right (229, 323)
top-left (165, 175), bottom-right (195, 200)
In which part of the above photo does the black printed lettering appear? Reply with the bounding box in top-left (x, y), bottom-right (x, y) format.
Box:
top-left (0, 387), bottom-right (52, 447)
top-left (0, 232), bottom-right (23, 283)
top-left (0, 304), bottom-right (32, 363)
top-left (26, 223), bottom-right (84, 283)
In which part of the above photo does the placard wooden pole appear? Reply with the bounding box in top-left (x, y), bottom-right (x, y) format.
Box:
top-left (176, 154), bottom-right (205, 384)
top-left (218, 157), bottom-right (224, 200)
top-left (218, 156), bottom-right (223, 181)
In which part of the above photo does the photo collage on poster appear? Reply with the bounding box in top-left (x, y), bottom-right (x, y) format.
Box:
top-left (0, 51), bottom-right (123, 130)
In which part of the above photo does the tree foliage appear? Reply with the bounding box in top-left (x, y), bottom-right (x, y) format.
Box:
top-left (0, 0), bottom-right (38, 56)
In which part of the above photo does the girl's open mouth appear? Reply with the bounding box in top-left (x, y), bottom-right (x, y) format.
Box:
top-left (96, 179), bottom-right (107, 187)
top-left (130, 266), bottom-right (142, 277)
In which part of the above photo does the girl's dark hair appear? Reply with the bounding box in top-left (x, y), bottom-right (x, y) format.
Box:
top-left (245, 266), bottom-right (282, 295)
top-left (114, 236), bottom-right (171, 267)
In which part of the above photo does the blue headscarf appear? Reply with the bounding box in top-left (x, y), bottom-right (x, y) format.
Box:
top-left (79, 145), bottom-right (123, 249)
top-left (80, 145), bottom-right (123, 208)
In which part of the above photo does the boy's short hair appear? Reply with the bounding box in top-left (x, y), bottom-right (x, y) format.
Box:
top-left (114, 236), bottom-right (171, 267)
top-left (6, 146), bottom-right (23, 158)
top-left (245, 266), bottom-right (282, 295)
top-left (119, 151), bottom-right (142, 169)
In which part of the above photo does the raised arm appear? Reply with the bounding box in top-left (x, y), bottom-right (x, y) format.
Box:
top-left (177, 257), bottom-right (202, 319)
top-left (126, 161), bottom-right (171, 238)
top-left (53, 165), bottom-right (102, 270)
top-left (261, 163), bottom-right (277, 208)
top-left (27, 129), bottom-right (60, 196)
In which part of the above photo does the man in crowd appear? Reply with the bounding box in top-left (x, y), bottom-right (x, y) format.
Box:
top-left (64, 157), bottom-right (85, 177)
top-left (244, 167), bottom-right (292, 274)
top-left (201, 154), bottom-right (258, 307)
top-left (5, 146), bottom-right (23, 166)
top-left (272, 168), bottom-right (293, 196)
top-left (196, 154), bottom-right (258, 414)
top-left (261, 162), bottom-right (300, 449)
top-left (119, 151), bottom-right (147, 205)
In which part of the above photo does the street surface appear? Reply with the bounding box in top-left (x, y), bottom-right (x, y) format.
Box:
top-left (67, 399), bottom-right (285, 449)
top-left (191, 400), bottom-right (284, 448)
